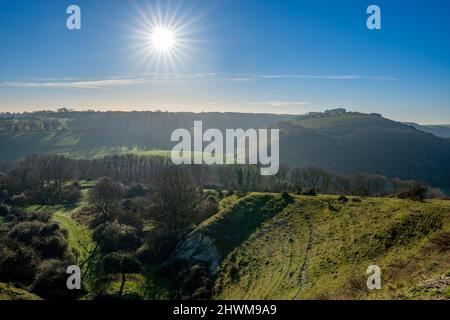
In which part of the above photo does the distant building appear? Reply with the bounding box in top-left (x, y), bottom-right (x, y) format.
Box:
top-left (307, 112), bottom-right (322, 117)
top-left (324, 108), bottom-right (347, 115)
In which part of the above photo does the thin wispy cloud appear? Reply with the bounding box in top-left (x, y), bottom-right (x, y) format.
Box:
top-left (258, 74), bottom-right (397, 81)
top-left (248, 100), bottom-right (310, 107)
top-left (1, 72), bottom-right (396, 89)
top-left (2, 78), bottom-right (162, 89)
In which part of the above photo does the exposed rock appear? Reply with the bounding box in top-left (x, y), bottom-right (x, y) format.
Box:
top-left (173, 232), bottom-right (221, 274)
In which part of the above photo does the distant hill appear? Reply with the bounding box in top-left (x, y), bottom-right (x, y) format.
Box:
top-left (405, 122), bottom-right (450, 139)
top-left (175, 193), bottom-right (450, 300)
top-left (1, 110), bottom-right (450, 188)
top-left (277, 113), bottom-right (450, 188)
top-left (0, 111), bottom-right (294, 161)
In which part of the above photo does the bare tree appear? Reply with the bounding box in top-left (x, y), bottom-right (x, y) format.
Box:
top-left (89, 177), bottom-right (123, 223)
top-left (150, 166), bottom-right (199, 243)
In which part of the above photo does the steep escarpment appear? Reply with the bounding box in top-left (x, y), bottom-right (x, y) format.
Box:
top-left (172, 194), bottom-right (291, 273)
top-left (177, 195), bottom-right (450, 300)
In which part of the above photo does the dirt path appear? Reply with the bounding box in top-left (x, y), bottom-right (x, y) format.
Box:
top-left (300, 212), bottom-right (314, 289)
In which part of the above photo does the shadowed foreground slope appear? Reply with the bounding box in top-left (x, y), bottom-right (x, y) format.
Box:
top-left (176, 194), bottom-right (450, 300)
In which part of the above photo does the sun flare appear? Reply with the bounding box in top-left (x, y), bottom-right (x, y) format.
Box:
top-left (129, 3), bottom-right (200, 72)
top-left (151, 27), bottom-right (176, 52)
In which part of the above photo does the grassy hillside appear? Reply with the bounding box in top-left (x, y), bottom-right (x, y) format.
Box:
top-left (2, 111), bottom-right (450, 189)
top-left (278, 113), bottom-right (450, 188)
top-left (181, 193), bottom-right (450, 300)
top-left (0, 283), bottom-right (41, 300)
top-left (0, 111), bottom-right (292, 162)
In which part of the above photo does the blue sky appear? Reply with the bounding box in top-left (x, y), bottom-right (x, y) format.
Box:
top-left (0, 0), bottom-right (449, 124)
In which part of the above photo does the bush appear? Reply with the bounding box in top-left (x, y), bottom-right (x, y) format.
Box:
top-left (0, 240), bottom-right (39, 285)
top-left (117, 210), bottom-right (144, 231)
top-left (8, 221), bottom-right (68, 258)
top-left (180, 264), bottom-right (212, 299)
top-left (137, 233), bottom-right (177, 264)
top-left (397, 182), bottom-right (428, 202)
top-left (93, 222), bottom-right (141, 254)
top-left (125, 184), bottom-right (148, 199)
top-left (0, 204), bottom-right (10, 217)
top-left (62, 182), bottom-right (82, 204)
top-left (31, 259), bottom-right (80, 300)
top-left (171, 263), bottom-right (212, 300)
top-left (8, 221), bottom-right (46, 244)
top-left (34, 233), bottom-right (68, 259)
top-left (281, 192), bottom-right (294, 203)
top-left (235, 191), bottom-right (247, 198)
top-left (197, 195), bottom-right (219, 224)
top-left (102, 253), bottom-right (141, 275)
top-left (8, 211), bottom-right (52, 223)
top-left (302, 188), bottom-right (317, 196)
top-left (0, 190), bottom-right (9, 202)
top-left (10, 193), bottom-right (28, 207)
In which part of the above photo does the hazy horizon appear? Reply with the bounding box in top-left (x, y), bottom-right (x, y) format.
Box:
top-left (0, 106), bottom-right (448, 126)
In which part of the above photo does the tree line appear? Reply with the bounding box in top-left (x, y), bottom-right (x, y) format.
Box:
top-left (4, 154), bottom-right (445, 203)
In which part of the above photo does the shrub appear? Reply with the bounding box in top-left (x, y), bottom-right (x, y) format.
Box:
top-left (138, 233), bottom-right (178, 264)
top-left (302, 188), bottom-right (317, 196)
top-left (0, 190), bottom-right (9, 202)
top-left (0, 240), bottom-right (39, 285)
top-left (9, 211), bottom-right (52, 223)
top-left (197, 195), bottom-right (219, 224)
top-left (397, 182), bottom-right (428, 202)
top-left (7, 221), bottom-right (68, 258)
top-left (8, 221), bottom-right (46, 244)
top-left (62, 182), bottom-right (82, 204)
top-left (180, 264), bottom-right (212, 299)
top-left (34, 233), bottom-right (68, 259)
top-left (235, 191), bottom-right (247, 198)
top-left (93, 222), bottom-right (141, 254)
top-left (0, 204), bottom-right (10, 217)
top-left (10, 193), bottom-right (28, 207)
top-left (125, 183), bottom-right (148, 199)
top-left (281, 192), bottom-right (294, 203)
top-left (117, 210), bottom-right (144, 231)
top-left (31, 259), bottom-right (80, 300)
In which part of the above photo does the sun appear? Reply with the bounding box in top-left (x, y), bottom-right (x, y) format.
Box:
top-left (128, 2), bottom-right (202, 72)
top-left (151, 27), bottom-right (176, 52)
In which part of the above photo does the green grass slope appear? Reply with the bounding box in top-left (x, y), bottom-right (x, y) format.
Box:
top-left (25, 190), bottom-right (95, 263)
top-left (203, 194), bottom-right (450, 300)
top-left (0, 283), bottom-right (41, 300)
top-left (195, 194), bottom-right (291, 258)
